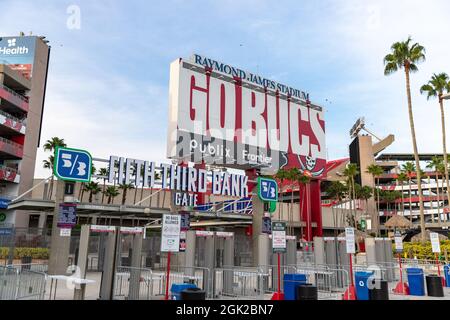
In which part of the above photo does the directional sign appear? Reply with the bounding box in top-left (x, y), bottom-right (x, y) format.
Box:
top-left (54, 147), bottom-right (92, 183)
top-left (258, 177), bottom-right (278, 202)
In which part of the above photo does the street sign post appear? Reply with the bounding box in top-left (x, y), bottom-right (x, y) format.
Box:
top-left (54, 147), bottom-right (92, 183)
top-left (430, 232), bottom-right (444, 285)
top-left (343, 227), bottom-right (356, 300)
top-left (161, 214), bottom-right (181, 300)
top-left (271, 221), bottom-right (286, 300)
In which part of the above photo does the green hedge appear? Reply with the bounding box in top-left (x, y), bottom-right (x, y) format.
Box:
top-left (393, 240), bottom-right (450, 260)
top-left (0, 247), bottom-right (49, 259)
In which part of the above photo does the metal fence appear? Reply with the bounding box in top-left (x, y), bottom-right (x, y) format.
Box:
top-left (0, 265), bottom-right (46, 300)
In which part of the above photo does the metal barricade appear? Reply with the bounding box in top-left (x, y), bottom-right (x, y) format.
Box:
top-left (163, 265), bottom-right (211, 299)
top-left (0, 265), bottom-right (46, 300)
top-left (113, 266), bottom-right (155, 300)
top-left (293, 264), bottom-right (350, 300)
top-left (212, 267), bottom-right (264, 300)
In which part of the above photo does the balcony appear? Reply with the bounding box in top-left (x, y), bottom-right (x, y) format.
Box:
top-left (0, 84), bottom-right (29, 113)
top-left (0, 109), bottom-right (26, 135)
top-left (0, 137), bottom-right (24, 159)
top-left (0, 165), bottom-right (20, 183)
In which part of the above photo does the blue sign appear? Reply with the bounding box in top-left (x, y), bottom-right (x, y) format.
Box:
top-left (0, 198), bottom-right (11, 209)
top-left (54, 147), bottom-right (92, 183)
top-left (57, 203), bottom-right (77, 228)
top-left (258, 177), bottom-right (278, 202)
top-left (0, 227), bottom-right (13, 236)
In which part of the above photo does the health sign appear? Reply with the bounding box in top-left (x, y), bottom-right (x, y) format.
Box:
top-left (258, 177), bottom-right (278, 202)
top-left (272, 221), bottom-right (286, 253)
top-left (54, 147), bottom-right (92, 183)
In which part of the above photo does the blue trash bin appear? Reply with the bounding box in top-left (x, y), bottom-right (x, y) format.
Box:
top-left (170, 283), bottom-right (197, 300)
top-left (283, 274), bottom-right (307, 300)
top-left (355, 271), bottom-right (374, 300)
top-left (444, 265), bottom-right (450, 288)
top-left (406, 268), bottom-right (425, 296)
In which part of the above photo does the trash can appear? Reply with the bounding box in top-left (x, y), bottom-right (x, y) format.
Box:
top-left (355, 271), bottom-right (374, 300)
top-left (406, 268), bottom-right (425, 296)
top-left (444, 265), bottom-right (450, 288)
top-left (283, 274), bottom-right (307, 300)
top-left (425, 275), bottom-right (444, 297)
top-left (170, 283), bottom-right (197, 300)
top-left (296, 284), bottom-right (318, 300)
top-left (369, 280), bottom-right (389, 300)
top-left (181, 287), bottom-right (206, 300)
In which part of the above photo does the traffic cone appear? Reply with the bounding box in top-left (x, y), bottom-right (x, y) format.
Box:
top-left (343, 285), bottom-right (356, 300)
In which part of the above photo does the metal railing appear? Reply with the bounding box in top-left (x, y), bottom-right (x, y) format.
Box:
top-left (213, 266), bottom-right (265, 300)
top-left (0, 264), bottom-right (46, 300)
top-left (0, 136), bottom-right (23, 153)
top-left (0, 109), bottom-right (25, 127)
top-left (0, 84), bottom-right (29, 103)
top-left (113, 266), bottom-right (155, 300)
top-left (0, 164), bottom-right (20, 176)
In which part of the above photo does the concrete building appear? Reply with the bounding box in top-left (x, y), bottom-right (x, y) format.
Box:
top-left (0, 35), bottom-right (51, 228)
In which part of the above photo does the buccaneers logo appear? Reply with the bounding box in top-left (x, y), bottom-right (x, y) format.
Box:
top-left (298, 155), bottom-right (324, 177)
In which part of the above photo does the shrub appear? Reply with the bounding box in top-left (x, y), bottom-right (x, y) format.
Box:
top-left (0, 247), bottom-right (50, 260)
top-left (393, 240), bottom-right (450, 260)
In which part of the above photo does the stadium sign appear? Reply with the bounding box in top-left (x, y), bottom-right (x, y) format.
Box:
top-left (166, 55), bottom-right (326, 176)
top-left (108, 156), bottom-right (249, 198)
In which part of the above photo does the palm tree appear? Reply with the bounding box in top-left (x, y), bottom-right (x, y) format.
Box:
top-left (97, 168), bottom-right (108, 204)
top-left (402, 162), bottom-right (416, 224)
top-left (427, 156), bottom-right (443, 224)
top-left (355, 184), bottom-right (372, 231)
top-left (104, 186), bottom-right (120, 204)
top-left (384, 36), bottom-right (426, 241)
top-left (297, 172), bottom-right (311, 240)
top-left (421, 73), bottom-right (450, 216)
top-left (119, 183), bottom-right (135, 205)
top-left (275, 169), bottom-right (289, 222)
top-left (343, 163), bottom-right (359, 230)
top-left (286, 167), bottom-right (301, 235)
top-left (396, 172), bottom-right (408, 216)
top-left (366, 164), bottom-right (384, 235)
top-left (325, 181), bottom-right (347, 235)
top-left (84, 182), bottom-right (101, 203)
top-left (42, 137), bottom-right (67, 199)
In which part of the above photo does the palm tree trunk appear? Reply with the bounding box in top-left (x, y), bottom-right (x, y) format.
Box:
top-left (290, 186), bottom-right (294, 236)
top-left (401, 184), bottom-right (405, 216)
top-left (440, 99), bottom-right (450, 220)
top-left (436, 172), bottom-right (441, 224)
top-left (405, 67), bottom-right (426, 242)
top-left (408, 178), bottom-right (412, 223)
top-left (376, 177), bottom-right (381, 236)
top-left (102, 180), bottom-right (106, 204)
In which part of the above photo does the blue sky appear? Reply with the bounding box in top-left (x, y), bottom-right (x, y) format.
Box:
top-left (1, 0), bottom-right (450, 177)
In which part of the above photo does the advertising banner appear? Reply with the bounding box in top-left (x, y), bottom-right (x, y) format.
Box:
top-left (161, 214), bottom-right (181, 252)
top-left (166, 55), bottom-right (326, 175)
top-left (0, 36), bottom-right (37, 79)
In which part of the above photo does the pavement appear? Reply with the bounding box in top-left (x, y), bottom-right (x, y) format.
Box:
top-left (43, 271), bottom-right (450, 300)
